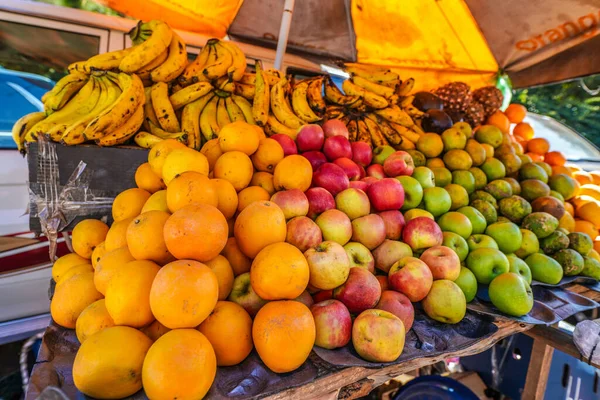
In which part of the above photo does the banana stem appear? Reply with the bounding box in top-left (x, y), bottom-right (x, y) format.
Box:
top-left (274, 0), bottom-right (295, 71)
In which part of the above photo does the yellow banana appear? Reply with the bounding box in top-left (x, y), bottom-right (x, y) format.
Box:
top-left (252, 61), bottom-right (269, 126)
top-left (120, 20), bottom-right (173, 73)
top-left (169, 82), bottom-right (213, 110)
top-left (231, 94), bottom-right (255, 124)
top-left (225, 96), bottom-right (246, 122)
top-left (396, 78), bottom-right (415, 96)
top-left (342, 79), bottom-right (388, 109)
top-left (239, 72), bottom-right (280, 86)
top-left (364, 117), bottom-right (389, 147)
top-left (234, 82), bottom-right (255, 100)
top-left (12, 112), bottom-right (46, 153)
top-left (325, 105), bottom-right (346, 120)
top-left (366, 114), bottom-right (401, 146)
top-left (199, 95), bottom-right (219, 141)
top-left (181, 92), bottom-right (213, 150)
top-left (324, 77), bottom-right (361, 106)
top-left (86, 48), bottom-right (133, 71)
top-left (403, 104), bottom-right (425, 119)
top-left (96, 104), bottom-right (144, 146)
top-left (291, 81), bottom-right (322, 123)
top-left (67, 61), bottom-right (90, 75)
top-left (399, 95), bottom-right (414, 108)
top-left (216, 97), bottom-right (231, 128)
top-left (151, 32), bottom-right (188, 83)
top-left (43, 72), bottom-right (89, 115)
top-left (388, 121), bottom-right (421, 143)
top-left (179, 45), bottom-right (210, 85)
top-left (356, 119), bottom-right (371, 144)
top-left (266, 115), bottom-right (298, 139)
top-left (134, 48), bottom-right (169, 81)
top-left (271, 79), bottom-right (305, 129)
top-left (306, 77), bottom-right (326, 114)
top-left (41, 91), bottom-right (50, 104)
top-left (203, 39), bottom-right (233, 80)
top-left (151, 81), bottom-right (180, 132)
top-left (346, 119), bottom-right (358, 142)
top-left (214, 76), bottom-right (235, 93)
top-left (374, 105), bottom-right (415, 128)
top-left (134, 131), bottom-right (164, 148)
top-left (219, 41), bottom-right (246, 82)
top-left (352, 75), bottom-right (395, 98)
top-left (143, 87), bottom-right (159, 131)
top-left (345, 64), bottom-right (400, 85)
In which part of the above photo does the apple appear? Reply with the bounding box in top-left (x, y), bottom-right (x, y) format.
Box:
top-left (349, 180), bottom-right (369, 191)
top-left (357, 165), bottom-right (366, 180)
top-left (313, 163), bottom-right (350, 196)
top-left (467, 234), bottom-right (498, 251)
top-left (351, 141), bottom-right (373, 167)
top-left (311, 299), bottom-right (352, 349)
top-left (228, 272), bottom-right (268, 317)
top-left (270, 189), bottom-right (309, 219)
top-left (420, 245), bottom-right (461, 280)
top-left (383, 151), bottom-right (415, 177)
top-left (296, 124), bottom-right (324, 152)
top-left (352, 309), bottom-right (405, 362)
top-left (465, 247), bottom-right (510, 284)
top-left (323, 119), bottom-right (350, 139)
top-left (412, 166), bottom-right (435, 189)
top-left (373, 145), bottom-right (396, 165)
top-left (395, 176), bottom-right (423, 211)
top-left (442, 232), bottom-right (469, 262)
top-left (305, 187), bottom-right (335, 219)
top-left (270, 134), bottom-right (298, 156)
top-left (286, 216), bottom-right (323, 252)
top-left (304, 241), bottom-right (351, 290)
top-left (404, 209), bottom-right (435, 222)
top-left (323, 136), bottom-right (352, 161)
top-left (377, 210), bottom-right (405, 240)
top-left (366, 164), bottom-right (385, 179)
top-left (388, 256), bottom-right (433, 302)
top-left (454, 266), bottom-right (478, 302)
top-left (402, 217), bottom-right (443, 252)
top-left (422, 280), bottom-right (466, 324)
top-left (344, 242), bottom-right (375, 273)
top-left (315, 209), bottom-right (352, 245)
top-left (333, 157), bottom-right (362, 181)
top-left (507, 254), bottom-right (533, 285)
top-left (366, 178), bottom-right (405, 211)
top-left (333, 267), bottom-right (381, 314)
top-left (376, 275), bottom-right (389, 292)
top-left (351, 214), bottom-right (387, 250)
top-left (375, 290), bottom-right (415, 331)
top-left (312, 290), bottom-right (333, 303)
top-left (302, 151), bottom-right (328, 171)
top-left (335, 188), bottom-right (370, 220)
top-left (373, 239), bottom-right (413, 273)
top-left (294, 290), bottom-right (314, 308)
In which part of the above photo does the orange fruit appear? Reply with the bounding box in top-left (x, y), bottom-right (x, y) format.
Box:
top-left (579, 184), bottom-right (600, 201)
top-left (140, 320), bottom-right (170, 342)
top-left (576, 201), bottom-right (600, 229)
top-left (141, 190), bottom-right (169, 213)
top-left (165, 171), bottom-right (218, 213)
top-left (513, 134), bottom-right (529, 149)
top-left (574, 219), bottom-right (599, 239)
top-left (526, 137), bottom-right (549, 155)
top-left (150, 260), bottom-right (219, 328)
top-left (219, 121), bottom-right (260, 155)
top-left (486, 111), bottom-right (510, 134)
top-left (227, 217), bottom-right (235, 237)
top-left (564, 201), bottom-right (575, 216)
top-left (51, 271), bottom-right (103, 329)
top-left (105, 260), bottom-right (160, 328)
top-left (52, 252), bottom-right (89, 282)
top-left (552, 165), bottom-right (572, 177)
top-left (571, 195), bottom-right (596, 211)
top-left (595, 240), bottom-right (600, 254)
top-left (251, 171), bottom-right (275, 195)
top-left (590, 171), bottom-right (600, 186)
top-left (75, 299), bottom-right (115, 343)
top-left (545, 151), bottom-right (566, 167)
top-left (505, 104), bottom-right (527, 123)
top-left (237, 186), bottom-right (271, 212)
top-left (94, 247), bottom-right (135, 295)
top-left (252, 125), bottom-right (267, 140)
top-left (148, 139), bottom-right (187, 177)
top-left (234, 201), bottom-right (286, 258)
top-left (164, 203), bottom-right (228, 262)
top-left (205, 255), bottom-right (235, 300)
top-left (525, 152), bottom-right (544, 162)
top-left (513, 122), bottom-right (534, 140)
top-left (573, 171), bottom-right (594, 186)
top-left (56, 263), bottom-right (93, 286)
top-left (252, 300), bottom-right (315, 373)
top-left (211, 178), bottom-right (238, 219)
top-left (135, 162), bottom-right (165, 193)
top-left (200, 138), bottom-right (223, 171)
top-left (142, 329), bottom-right (216, 400)
top-left (273, 155), bottom-right (313, 192)
top-left (568, 164), bottom-right (582, 172)
top-left (198, 301), bottom-right (253, 366)
top-left (250, 242), bottom-right (310, 300)
top-left (161, 148), bottom-right (209, 186)
top-left (104, 216), bottom-right (135, 251)
top-left (221, 237), bottom-right (252, 276)
top-left (72, 219), bottom-right (109, 259)
top-left (91, 242), bottom-right (107, 270)
top-left (126, 211), bottom-right (174, 264)
top-left (112, 188), bottom-right (151, 222)
top-left (214, 151), bottom-right (253, 191)
top-left (251, 138), bottom-right (284, 172)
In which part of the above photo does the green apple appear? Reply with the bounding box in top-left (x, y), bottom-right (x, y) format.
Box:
top-left (457, 206), bottom-right (487, 234)
top-left (485, 221), bottom-right (523, 254)
top-left (373, 145), bottom-right (395, 165)
top-left (525, 253), bottom-right (563, 284)
top-left (396, 176), bottom-right (423, 211)
top-left (469, 167), bottom-right (488, 190)
top-left (445, 184), bottom-right (469, 211)
top-left (421, 280), bottom-right (466, 324)
top-left (454, 266), bottom-right (477, 302)
top-left (465, 247), bottom-right (509, 284)
top-left (432, 167), bottom-right (452, 187)
top-left (438, 211), bottom-right (473, 239)
top-left (470, 200), bottom-right (498, 225)
top-left (467, 234), bottom-right (498, 251)
top-left (452, 170), bottom-right (476, 194)
top-left (515, 229), bottom-right (540, 258)
top-left (442, 232), bottom-right (469, 261)
top-left (489, 273), bottom-right (533, 316)
top-left (412, 166), bottom-right (435, 189)
top-left (481, 157), bottom-right (506, 181)
top-left (422, 187), bottom-right (452, 217)
top-left (506, 254), bottom-right (532, 284)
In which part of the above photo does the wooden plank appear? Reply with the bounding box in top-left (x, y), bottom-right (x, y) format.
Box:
top-left (522, 340), bottom-right (554, 400)
top-left (525, 325), bottom-right (600, 369)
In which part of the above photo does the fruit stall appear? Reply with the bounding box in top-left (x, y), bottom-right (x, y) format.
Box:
top-left (11, 0), bottom-right (600, 399)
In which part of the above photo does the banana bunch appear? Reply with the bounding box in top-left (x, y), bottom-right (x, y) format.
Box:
top-left (179, 38), bottom-right (246, 87)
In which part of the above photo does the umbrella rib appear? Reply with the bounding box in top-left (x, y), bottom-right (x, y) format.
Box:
top-left (434, 2), bottom-right (481, 72)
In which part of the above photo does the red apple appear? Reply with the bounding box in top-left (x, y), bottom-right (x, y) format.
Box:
top-left (343, 242), bottom-right (375, 273)
top-left (361, 176), bottom-right (380, 189)
top-left (352, 309), bottom-right (405, 362)
top-left (351, 141), bottom-right (373, 167)
top-left (420, 245), bottom-right (461, 280)
top-left (372, 239), bottom-right (413, 273)
top-left (333, 267), bottom-right (381, 314)
top-left (286, 216), bottom-right (322, 252)
top-left (388, 257), bottom-right (433, 302)
top-left (351, 214), bottom-right (386, 250)
top-left (311, 299), bottom-right (352, 349)
top-left (402, 217), bottom-right (443, 252)
top-left (366, 178), bottom-right (405, 211)
top-left (376, 275), bottom-right (389, 292)
top-left (228, 272), bottom-right (268, 317)
top-left (270, 134), bottom-right (298, 156)
top-left (377, 210), bottom-right (405, 240)
top-left (323, 135), bottom-right (352, 161)
top-left (383, 151), bottom-right (415, 177)
top-left (304, 241), bottom-right (350, 290)
top-left (305, 187), bottom-right (335, 219)
top-left (296, 124), bottom-right (324, 152)
top-left (302, 151), bottom-right (327, 171)
top-left (315, 209), bottom-right (352, 245)
top-left (294, 290), bottom-right (314, 308)
top-left (335, 188), bottom-right (370, 220)
top-left (323, 119), bottom-right (350, 139)
top-left (357, 165), bottom-right (366, 179)
top-left (312, 290), bottom-right (333, 303)
top-left (333, 157), bottom-right (361, 181)
top-left (366, 164), bottom-right (385, 179)
top-left (349, 180), bottom-right (369, 192)
top-left (375, 290), bottom-right (415, 331)
top-left (313, 163), bottom-right (349, 196)
top-left (270, 189), bottom-right (309, 220)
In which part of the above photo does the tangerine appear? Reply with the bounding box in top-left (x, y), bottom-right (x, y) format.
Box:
top-left (204, 255), bottom-right (235, 300)
top-left (504, 104), bottom-right (527, 123)
top-left (135, 162), bottom-right (165, 193)
top-left (221, 237), bottom-right (252, 276)
top-left (234, 201), bottom-right (287, 258)
top-left (72, 219), bottom-right (109, 259)
top-left (487, 111), bottom-right (510, 134)
top-left (237, 186), bottom-right (271, 212)
top-left (273, 155), bottom-right (312, 192)
top-left (212, 178), bottom-right (239, 219)
top-left (51, 272), bottom-right (103, 329)
top-left (527, 138), bottom-right (550, 155)
top-left (251, 138), bottom-right (284, 172)
top-left (513, 122), bottom-right (534, 140)
top-left (544, 151), bottom-right (566, 166)
top-left (250, 171), bottom-right (275, 195)
top-left (75, 299), bottom-right (115, 343)
top-left (141, 190), bottom-right (169, 213)
top-left (200, 138), bottom-right (223, 171)
top-left (104, 216), bottom-right (135, 251)
top-left (126, 211), bottom-right (174, 264)
top-left (213, 151), bottom-right (254, 191)
top-left (94, 247), bottom-right (135, 295)
top-left (166, 171), bottom-right (218, 212)
top-left (219, 121), bottom-right (260, 155)
top-left (112, 188), bottom-right (150, 222)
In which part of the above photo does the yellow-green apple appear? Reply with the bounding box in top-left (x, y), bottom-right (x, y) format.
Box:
top-left (420, 245), bottom-right (461, 280)
top-left (404, 209), bottom-right (434, 222)
top-left (506, 254), bottom-right (532, 284)
top-left (351, 214), bottom-right (386, 250)
top-left (270, 189), bottom-right (309, 220)
top-left (302, 150), bottom-right (327, 170)
top-left (305, 187), bottom-right (335, 219)
top-left (442, 232), bottom-right (469, 261)
top-left (388, 257), bottom-right (433, 301)
top-left (296, 124), bottom-right (324, 152)
top-left (323, 135), bottom-right (352, 161)
top-left (349, 180), bottom-right (369, 192)
top-left (351, 141), bottom-right (373, 167)
top-left (294, 290), bottom-right (314, 308)
top-left (465, 248), bottom-right (509, 284)
top-left (373, 239), bottom-right (413, 273)
top-left (344, 242), bottom-right (375, 273)
top-left (432, 167), bottom-right (453, 187)
top-left (422, 187), bottom-right (452, 217)
top-left (270, 133), bottom-right (298, 156)
top-left (454, 266), bottom-right (477, 302)
top-left (335, 188), bottom-right (370, 220)
top-left (366, 178), bottom-right (405, 211)
top-left (377, 210), bottom-right (405, 240)
top-left (333, 267), bottom-right (381, 314)
top-left (467, 234), bottom-right (498, 251)
top-left (489, 272), bottom-right (533, 316)
top-left (402, 217), bottom-right (443, 252)
top-left (311, 299), bottom-right (352, 349)
top-left (485, 221), bottom-right (523, 254)
top-left (313, 163), bottom-right (350, 196)
top-left (437, 211), bottom-right (473, 239)
top-left (373, 145), bottom-right (395, 165)
top-left (228, 272), bottom-right (268, 317)
top-left (383, 151), bottom-right (414, 177)
top-left (376, 275), bottom-right (389, 292)
top-left (312, 289), bottom-right (333, 303)
top-left (286, 216), bottom-right (322, 252)
top-left (323, 119), bottom-right (350, 139)
top-left (457, 206), bottom-right (487, 234)
top-left (375, 290), bottom-right (414, 331)
top-left (333, 157), bottom-right (362, 181)
top-left (305, 241), bottom-right (350, 290)
top-left (422, 280), bottom-right (466, 324)
top-left (316, 209), bottom-right (352, 245)
top-left (395, 176), bottom-right (423, 211)
top-left (367, 164), bottom-right (385, 179)
top-left (515, 229), bottom-right (540, 258)
top-left (412, 166), bottom-right (435, 189)
top-left (352, 309), bottom-right (405, 362)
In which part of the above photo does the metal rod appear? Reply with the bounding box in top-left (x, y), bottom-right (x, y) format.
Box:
top-left (274, 0), bottom-right (295, 71)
